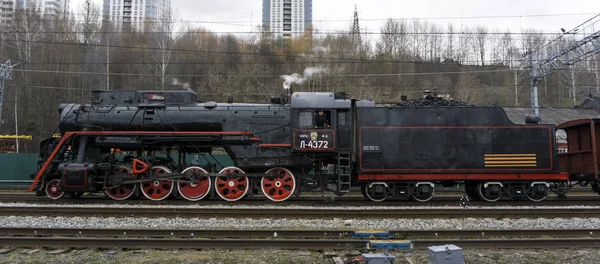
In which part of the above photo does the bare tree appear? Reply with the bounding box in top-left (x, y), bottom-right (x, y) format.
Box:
top-left (473, 26), bottom-right (488, 66)
top-left (145, 9), bottom-right (181, 90)
top-left (377, 19), bottom-right (402, 59)
top-left (444, 23), bottom-right (455, 61)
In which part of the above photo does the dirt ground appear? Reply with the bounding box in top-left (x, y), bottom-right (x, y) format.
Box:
top-left (0, 247), bottom-right (599, 264)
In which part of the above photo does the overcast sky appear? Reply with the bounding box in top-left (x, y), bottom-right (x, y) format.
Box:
top-left (71, 0), bottom-right (600, 35)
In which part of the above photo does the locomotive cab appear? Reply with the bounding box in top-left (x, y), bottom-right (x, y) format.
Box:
top-left (289, 92), bottom-right (353, 193)
top-left (290, 92), bottom-right (351, 152)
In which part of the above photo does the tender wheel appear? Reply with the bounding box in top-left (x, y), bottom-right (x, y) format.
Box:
top-left (140, 166), bottom-right (174, 201)
top-left (527, 183), bottom-right (549, 202)
top-left (477, 182), bottom-right (502, 202)
top-left (362, 183), bottom-right (388, 202)
top-left (215, 167), bottom-right (249, 202)
top-left (45, 179), bottom-right (64, 200)
top-left (106, 166), bottom-right (138, 201)
top-left (261, 167), bottom-right (296, 202)
top-left (177, 166), bottom-right (211, 201)
top-left (411, 183), bottom-right (434, 202)
top-left (465, 181), bottom-right (480, 200)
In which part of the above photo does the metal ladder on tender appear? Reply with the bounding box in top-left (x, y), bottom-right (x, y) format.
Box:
top-left (337, 152), bottom-right (352, 192)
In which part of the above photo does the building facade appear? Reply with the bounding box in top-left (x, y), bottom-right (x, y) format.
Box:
top-left (262, 0), bottom-right (312, 38)
top-left (0, 0), bottom-right (69, 25)
top-left (102, 0), bottom-right (171, 31)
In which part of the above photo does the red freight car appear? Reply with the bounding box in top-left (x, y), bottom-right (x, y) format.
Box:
top-left (557, 119), bottom-right (600, 194)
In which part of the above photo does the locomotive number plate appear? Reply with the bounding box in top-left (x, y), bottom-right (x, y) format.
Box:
top-left (293, 130), bottom-right (335, 151)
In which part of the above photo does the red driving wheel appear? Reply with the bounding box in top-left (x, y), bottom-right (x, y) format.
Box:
top-left (261, 167), bottom-right (296, 202)
top-left (105, 166), bottom-right (138, 201)
top-left (140, 166), bottom-right (174, 201)
top-left (214, 167), bottom-right (249, 202)
top-left (177, 166), bottom-right (211, 201)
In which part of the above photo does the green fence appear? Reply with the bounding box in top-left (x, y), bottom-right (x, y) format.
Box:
top-left (0, 153), bottom-right (38, 187)
top-left (0, 153), bottom-right (234, 187)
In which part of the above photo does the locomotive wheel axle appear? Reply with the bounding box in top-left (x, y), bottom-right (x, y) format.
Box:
top-left (261, 167), bottom-right (297, 202)
top-left (215, 167), bottom-right (249, 202)
top-left (177, 166), bottom-right (211, 201)
top-left (140, 166), bottom-right (175, 201)
top-left (105, 166), bottom-right (138, 201)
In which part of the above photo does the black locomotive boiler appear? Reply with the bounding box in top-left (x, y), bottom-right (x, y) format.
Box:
top-left (28, 90), bottom-right (571, 202)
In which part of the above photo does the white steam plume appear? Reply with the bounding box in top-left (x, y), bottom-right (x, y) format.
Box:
top-left (172, 77), bottom-right (192, 91)
top-left (281, 67), bottom-right (328, 90)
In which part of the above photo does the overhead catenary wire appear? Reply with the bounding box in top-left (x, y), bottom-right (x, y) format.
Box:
top-left (11, 11), bottom-right (599, 24)
top-left (1, 83), bottom-right (555, 96)
top-left (11, 68), bottom-right (523, 77)
top-left (0, 29), bottom-right (588, 36)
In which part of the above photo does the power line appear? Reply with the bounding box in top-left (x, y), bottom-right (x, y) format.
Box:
top-left (12, 68), bottom-right (522, 77)
top-left (0, 29), bottom-right (581, 36)
top-left (0, 83), bottom-right (568, 97)
top-left (11, 11), bottom-right (599, 24)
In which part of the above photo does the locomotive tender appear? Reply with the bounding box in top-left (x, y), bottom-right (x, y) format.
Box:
top-left (29, 89), bottom-right (587, 202)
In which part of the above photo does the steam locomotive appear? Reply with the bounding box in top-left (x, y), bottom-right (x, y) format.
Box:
top-left (28, 89), bottom-right (596, 202)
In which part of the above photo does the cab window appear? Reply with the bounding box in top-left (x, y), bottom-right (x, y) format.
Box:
top-left (315, 110), bottom-right (331, 128)
top-left (299, 111), bottom-right (313, 127)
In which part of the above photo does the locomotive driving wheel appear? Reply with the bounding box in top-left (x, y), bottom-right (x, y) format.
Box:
top-left (140, 166), bottom-right (175, 201)
top-left (177, 166), bottom-right (211, 201)
top-left (215, 167), bottom-right (249, 202)
top-left (45, 179), bottom-right (64, 200)
top-left (105, 166), bottom-right (138, 201)
top-left (261, 167), bottom-right (296, 202)
top-left (477, 182), bottom-right (502, 202)
top-left (362, 183), bottom-right (389, 202)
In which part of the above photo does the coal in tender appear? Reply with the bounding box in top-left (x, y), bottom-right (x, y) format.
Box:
top-left (395, 96), bottom-right (473, 107)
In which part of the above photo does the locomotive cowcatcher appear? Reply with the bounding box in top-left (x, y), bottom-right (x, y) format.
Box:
top-left (28, 89), bottom-right (576, 202)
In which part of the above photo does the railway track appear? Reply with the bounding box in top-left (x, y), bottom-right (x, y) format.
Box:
top-left (1, 227), bottom-right (599, 239)
top-left (1, 193), bottom-right (599, 207)
top-left (1, 205), bottom-right (600, 218)
top-left (1, 227), bottom-right (600, 249)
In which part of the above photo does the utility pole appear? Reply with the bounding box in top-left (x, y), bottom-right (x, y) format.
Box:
top-left (0, 59), bottom-right (22, 131)
top-left (351, 5), bottom-right (361, 52)
top-left (528, 52), bottom-right (540, 116)
top-left (595, 58), bottom-right (600, 94)
top-left (525, 16), bottom-right (600, 119)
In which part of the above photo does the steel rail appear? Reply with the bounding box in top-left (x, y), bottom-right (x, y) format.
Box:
top-left (0, 236), bottom-right (599, 249)
top-left (413, 238), bottom-right (600, 249)
top-left (0, 227), bottom-right (598, 239)
top-left (391, 229), bottom-right (600, 239)
top-left (0, 227), bottom-right (353, 239)
top-left (0, 193), bottom-right (598, 207)
top-left (0, 237), bottom-right (368, 250)
top-left (1, 206), bottom-right (599, 218)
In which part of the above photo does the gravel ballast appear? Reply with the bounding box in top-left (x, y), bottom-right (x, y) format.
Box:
top-left (2, 215), bottom-right (600, 230)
